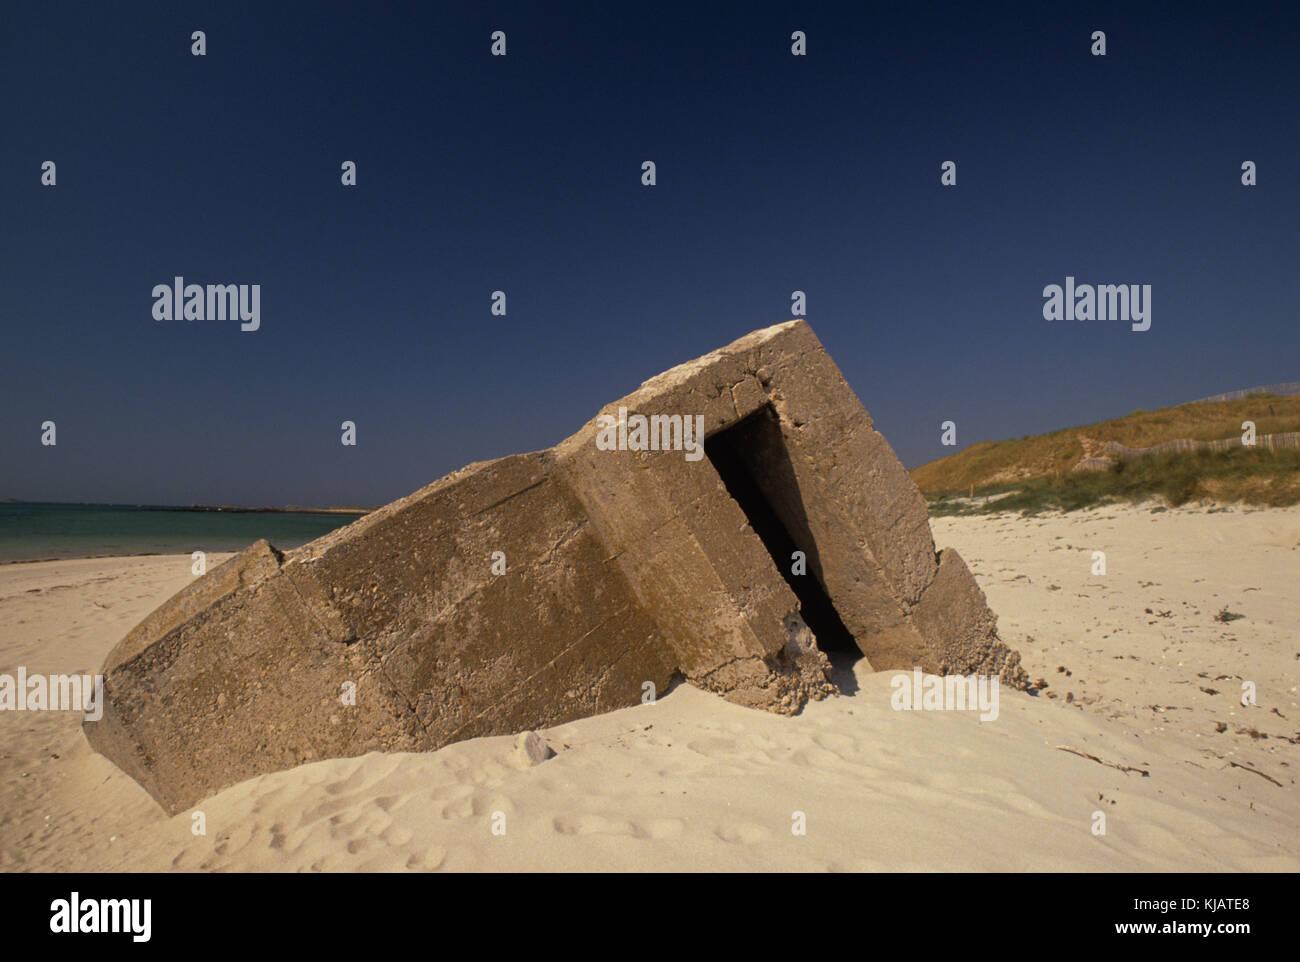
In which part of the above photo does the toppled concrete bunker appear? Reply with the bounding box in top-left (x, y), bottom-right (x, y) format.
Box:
top-left (85, 320), bottom-right (1027, 813)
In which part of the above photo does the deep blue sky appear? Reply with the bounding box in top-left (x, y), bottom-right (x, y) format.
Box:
top-left (3, 1), bottom-right (1296, 506)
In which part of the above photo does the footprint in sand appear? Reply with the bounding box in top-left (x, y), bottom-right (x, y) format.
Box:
top-left (379, 823), bottom-right (413, 847)
top-left (405, 847), bottom-right (447, 871)
top-left (295, 795), bottom-right (355, 830)
top-left (550, 814), bottom-right (681, 838)
top-left (440, 789), bottom-right (511, 820)
top-left (811, 732), bottom-right (860, 756)
top-left (789, 745), bottom-right (844, 768)
top-left (686, 735), bottom-right (740, 755)
top-left (713, 821), bottom-right (771, 844)
top-left (321, 767), bottom-right (370, 796)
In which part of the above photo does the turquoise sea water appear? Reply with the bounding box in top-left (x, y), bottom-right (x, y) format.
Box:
top-left (0, 503), bottom-right (362, 563)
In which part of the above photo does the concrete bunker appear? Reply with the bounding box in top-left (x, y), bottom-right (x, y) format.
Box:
top-left (85, 320), bottom-right (1028, 814)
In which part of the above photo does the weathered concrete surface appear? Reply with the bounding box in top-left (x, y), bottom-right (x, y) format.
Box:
top-left (86, 320), bottom-right (1026, 814)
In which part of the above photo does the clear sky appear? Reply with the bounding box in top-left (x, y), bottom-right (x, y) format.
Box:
top-left (3, 1), bottom-right (1296, 506)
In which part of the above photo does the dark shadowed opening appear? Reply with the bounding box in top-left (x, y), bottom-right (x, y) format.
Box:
top-left (704, 405), bottom-right (858, 653)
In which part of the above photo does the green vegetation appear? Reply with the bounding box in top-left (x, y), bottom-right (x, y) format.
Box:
top-left (926, 447), bottom-right (1300, 516)
top-left (911, 392), bottom-right (1300, 506)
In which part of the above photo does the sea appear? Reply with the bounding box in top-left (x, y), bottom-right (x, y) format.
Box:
top-left (0, 503), bottom-right (363, 564)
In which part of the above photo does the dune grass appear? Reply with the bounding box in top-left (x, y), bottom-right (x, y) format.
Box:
top-left (926, 447), bottom-right (1300, 516)
top-left (911, 393), bottom-right (1300, 495)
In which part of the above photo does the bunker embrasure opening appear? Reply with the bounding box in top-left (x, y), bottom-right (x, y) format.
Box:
top-left (704, 405), bottom-right (858, 653)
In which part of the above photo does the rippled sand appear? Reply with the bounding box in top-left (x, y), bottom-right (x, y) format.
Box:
top-left (3, 503), bottom-right (1296, 871)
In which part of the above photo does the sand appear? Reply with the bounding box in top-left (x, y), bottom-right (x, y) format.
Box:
top-left (2, 503), bottom-right (1296, 872)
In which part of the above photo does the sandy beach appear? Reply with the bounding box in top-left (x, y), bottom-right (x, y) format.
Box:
top-left (2, 503), bottom-right (1296, 872)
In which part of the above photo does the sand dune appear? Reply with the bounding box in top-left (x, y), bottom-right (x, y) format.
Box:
top-left (2, 503), bottom-right (1296, 871)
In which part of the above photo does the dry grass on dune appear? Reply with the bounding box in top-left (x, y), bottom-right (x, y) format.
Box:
top-left (911, 393), bottom-right (1300, 506)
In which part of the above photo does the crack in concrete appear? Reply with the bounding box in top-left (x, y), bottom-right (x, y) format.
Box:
top-left (472, 477), bottom-right (548, 518)
top-left (375, 655), bottom-right (434, 742)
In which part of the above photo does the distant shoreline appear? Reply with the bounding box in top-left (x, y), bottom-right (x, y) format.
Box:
top-left (0, 503), bottom-right (367, 565)
top-left (0, 550), bottom-right (237, 567)
top-left (164, 505), bottom-right (373, 515)
top-left (0, 501), bottom-right (373, 515)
